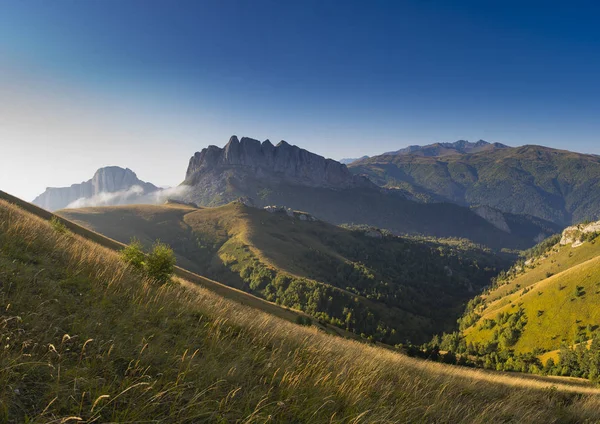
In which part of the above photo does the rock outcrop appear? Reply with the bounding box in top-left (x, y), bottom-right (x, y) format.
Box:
top-left (264, 205), bottom-right (318, 221)
top-left (560, 221), bottom-right (600, 246)
top-left (185, 136), bottom-right (374, 189)
top-left (32, 166), bottom-right (158, 211)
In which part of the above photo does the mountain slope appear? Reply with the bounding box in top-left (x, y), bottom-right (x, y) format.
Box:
top-left (455, 221), bottom-right (600, 369)
top-left (350, 145), bottom-right (600, 225)
top-left (179, 136), bottom-right (556, 250)
top-left (58, 201), bottom-right (510, 344)
top-left (32, 166), bottom-right (159, 211)
top-left (2, 194), bottom-right (599, 423)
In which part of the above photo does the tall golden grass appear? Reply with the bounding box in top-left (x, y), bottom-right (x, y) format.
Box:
top-left (1, 198), bottom-right (600, 423)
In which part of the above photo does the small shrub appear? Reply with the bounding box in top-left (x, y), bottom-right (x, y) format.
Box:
top-left (121, 238), bottom-right (146, 270)
top-left (50, 217), bottom-right (68, 234)
top-left (120, 239), bottom-right (176, 285)
top-left (145, 241), bottom-right (176, 284)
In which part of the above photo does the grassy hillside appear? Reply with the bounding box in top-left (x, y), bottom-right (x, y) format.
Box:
top-left (3, 196), bottom-right (600, 423)
top-left (58, 202), bottom-right (509, 344)
top-left (350, 145), bottom-right (600, 225)
top-left (433, 226), bottom-right (600, 379)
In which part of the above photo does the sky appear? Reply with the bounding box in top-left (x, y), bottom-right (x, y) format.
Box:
top-left (1, 0), bottom-right (600, 201)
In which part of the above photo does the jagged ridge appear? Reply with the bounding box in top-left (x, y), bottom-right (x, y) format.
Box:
top-left (185, 136), bottom-right (373, 189)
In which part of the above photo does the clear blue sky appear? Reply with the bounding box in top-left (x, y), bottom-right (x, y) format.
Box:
top-left (1, 0), bottom-right (599, 200)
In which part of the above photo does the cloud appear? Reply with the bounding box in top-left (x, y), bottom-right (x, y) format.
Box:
top-left (64, 185), bottom-right (191, 209)
top-left (145, 185), bottom-right (190, 204)
top-left (66, 185), bottom-right (145, 208)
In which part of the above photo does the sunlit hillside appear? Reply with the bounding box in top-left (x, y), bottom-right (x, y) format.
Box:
top-left (446, 223), bottom-right (600, 377)
top-left (3, 197), bottom-right (600, 423)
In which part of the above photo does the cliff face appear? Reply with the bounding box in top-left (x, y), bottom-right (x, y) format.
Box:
top-left (32, 166), bottom-right (158, 211)
top-left (185, 136), bottom-right (373, 189)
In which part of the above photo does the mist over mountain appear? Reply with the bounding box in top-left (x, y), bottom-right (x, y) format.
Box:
top-left (350, 143), bottom-right (600, 225)
top-left (32, 166), bottom-right (159, 211)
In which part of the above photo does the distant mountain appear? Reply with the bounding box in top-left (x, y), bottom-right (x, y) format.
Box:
top-left (179, 136), bottom-right (558, 250)
top-left (350, 144), bottom-right (600, 226)
top-left (32, 166), bottom-right (159, 211)
top-left (380, 140), bottom-right (509, 158)
top-left (340, 156), bottom-right (369, 165)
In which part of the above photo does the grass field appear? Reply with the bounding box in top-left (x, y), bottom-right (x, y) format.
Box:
top-left (3, 197), bottom-right (600, 423)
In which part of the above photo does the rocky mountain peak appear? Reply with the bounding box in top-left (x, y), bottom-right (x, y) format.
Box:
top-left (185, 136), bottom-right (375, 189)
top-left (32, 166), bottom-right (158, 212)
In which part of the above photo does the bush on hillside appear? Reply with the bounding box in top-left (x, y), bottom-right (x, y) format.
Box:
top-left (146, 241), bottom-right (176, 284)
top-left (50, 216), bottom-right (68, 234)
top-left (121, 238), bottom-right (146, 270)
top-left (121, 239), bottom-right (176, 284)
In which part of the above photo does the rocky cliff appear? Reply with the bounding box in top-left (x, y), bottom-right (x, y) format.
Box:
top-left (184, 136), bottom-right (373, 189)
top-left (32, 166), bottom-right (159, 211)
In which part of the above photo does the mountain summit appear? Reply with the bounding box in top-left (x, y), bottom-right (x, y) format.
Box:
top-left (32, 166), bottom-right (158, 211)
top-left (185, 136), bottom-right (372, 189)
top-left (381, 140), bottom-right (509, 158)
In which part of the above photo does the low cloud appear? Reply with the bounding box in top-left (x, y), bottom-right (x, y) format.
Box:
top-left (65, 185), bottom-right (190, 209)
top-left (146, 185), bottom-right (190, 204)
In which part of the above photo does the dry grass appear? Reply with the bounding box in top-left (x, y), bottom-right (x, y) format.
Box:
top-left (2, 198), bottom-right (600, 423)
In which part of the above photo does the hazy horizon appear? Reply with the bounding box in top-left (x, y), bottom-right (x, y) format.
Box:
top-left (1, 1), bottom-right (600, 201)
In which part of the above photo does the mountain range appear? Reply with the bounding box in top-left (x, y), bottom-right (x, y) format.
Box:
top-left (32, 136), bottom-right (600, 251)
top-left (178, 136), bottom-right (557, 250)
top-left (383, 139), bottom-right (509, 157)
top-left (350, 143), bottom-right (600, 225)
